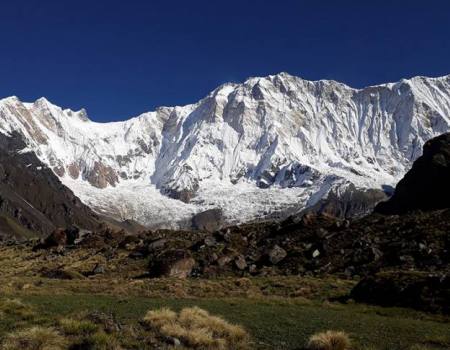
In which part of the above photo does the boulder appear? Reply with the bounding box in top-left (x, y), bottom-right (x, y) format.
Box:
top-left (40, 228), bottom-right (67, 248)
top-left (192, 208), bottom-right (224, 232)
top-left (149, 249), bottom-right (195, 278)
top-left (147, 238), bottom-right (167, 251)
top-left (92, 263), bottom-right (106, 275)
top-left (217, 255), bottom-right (232, 267)
top-left (234, 255), bottom-right (247, 270)
top-left (267, 245), bottom-right (287, 264)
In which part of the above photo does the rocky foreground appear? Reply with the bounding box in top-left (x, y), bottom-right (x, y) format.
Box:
top-left (14, 132), bottom-right (448, 316)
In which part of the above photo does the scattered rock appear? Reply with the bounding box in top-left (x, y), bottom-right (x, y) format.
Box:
top-left (147, 238), bottom-right (167, 251)
top-left (267, 245), bottom-right (287, 264)
top-left (204, 236), bottom-right (217, 247)
top-left (92, 263), bottom-right (105, 275)
top-left (217, 255), bottom-right (232, 267)
top-left (234, 255), bottom-right (247, 270)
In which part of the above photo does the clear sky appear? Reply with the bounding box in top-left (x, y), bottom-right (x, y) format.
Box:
top-left (1, 0), bottom-right (449, 121)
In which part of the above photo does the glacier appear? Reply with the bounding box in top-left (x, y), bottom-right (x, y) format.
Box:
top-left (1, 72), bottom-right (450, 228)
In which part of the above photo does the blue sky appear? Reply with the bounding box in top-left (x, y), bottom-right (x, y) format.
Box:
top-left (0, 0), bottom-right (449, 121)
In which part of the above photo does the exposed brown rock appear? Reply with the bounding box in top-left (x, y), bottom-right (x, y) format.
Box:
top-left (68, 162), bottom-right (80, 179)
top-left (53, 165), bottom-right (65, 177)
top-left (43, 228), bottom-right (67, 247)
top-left (84, 161), bottom-right (119, 188)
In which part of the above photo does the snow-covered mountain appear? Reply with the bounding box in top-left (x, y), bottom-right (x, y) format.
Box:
top-left (1, 73), bottom-right (450, 228)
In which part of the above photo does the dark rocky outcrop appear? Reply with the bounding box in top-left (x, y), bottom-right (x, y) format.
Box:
top-left (351, 272), bottom-right (450, 314)
top-left (34, 226), bottom-right (80, 250)
top-left (307, 185), bottom-right (388, 219)
top-left (376, 133), bottom-right (450, 214)
top-left (0, 132), bottom-right (101, 239)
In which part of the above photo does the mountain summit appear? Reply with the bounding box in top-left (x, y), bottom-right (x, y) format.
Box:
top-left (1, 73), bottom-right (450, 228)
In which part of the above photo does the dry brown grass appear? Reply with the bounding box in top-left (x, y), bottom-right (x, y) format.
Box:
top-left (2, 326), bottom-right (67, 350)
top-left (0, 298), bottom-right (36, 320)
top-left (143, 307), bottom-right (177, 327)
top-left (306, 330), bottom-right (351, 350)
top-left (143, 306), bottom-right (249, 349)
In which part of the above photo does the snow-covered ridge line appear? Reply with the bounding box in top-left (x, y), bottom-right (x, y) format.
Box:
top-left (1, 72), bottom-right (450, 228)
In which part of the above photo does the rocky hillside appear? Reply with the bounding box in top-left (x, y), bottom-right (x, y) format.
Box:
top-left (376, 132), bottom-right (450, 214)
top-left (1, 73), bottom-right (450, 228)
top-left (0, 132), bottom-right (101, 239)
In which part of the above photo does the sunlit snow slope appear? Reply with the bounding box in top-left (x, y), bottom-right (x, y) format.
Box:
top-left (1, 73), bottom-right (450, 228)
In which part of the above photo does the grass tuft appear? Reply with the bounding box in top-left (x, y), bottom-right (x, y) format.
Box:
top-left (306, 330), bottom-right (351, 350)
top-left (2, 326), bottom-right (67, 350)
top-left (0, 298), bottom-right (36, 320)
top-left (59, 317), bottom-right (98, 336)
top-left (143, 307), bottom-right (177, 328)
top-left (143, 306), bottom-right (249, 349)
top-left (73, 331), bottom-right (122, 350)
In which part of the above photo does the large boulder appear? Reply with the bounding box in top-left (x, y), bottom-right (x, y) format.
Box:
top-left (192, 208), bottom-right (224, 232)
top-left (34, 226), bottom-right (80, 250)
top-left (149, 249), bottom-right (195, 278)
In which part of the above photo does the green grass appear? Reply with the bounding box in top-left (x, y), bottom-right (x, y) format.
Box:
top-left (17, 294), bottom-right (449, 350)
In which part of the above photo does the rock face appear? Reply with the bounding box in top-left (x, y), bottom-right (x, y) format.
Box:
top-left (0, 132), bottom-right (100, 239)
top-left (1, 73), bottom-right (450, 228)
top-left (305, 185), bottom-right (388, 219)
top-left (377, 133), bottom-right (450, 214)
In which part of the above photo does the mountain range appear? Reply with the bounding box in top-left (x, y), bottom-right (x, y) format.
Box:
top-left (1, 72), bottom-right (450, 231)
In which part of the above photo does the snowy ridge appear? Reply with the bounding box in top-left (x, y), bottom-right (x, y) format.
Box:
top-left (1, 73), bottom-right (450, 228)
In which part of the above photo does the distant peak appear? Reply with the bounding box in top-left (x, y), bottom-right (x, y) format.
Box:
top-left (0, 96), bottom-right (20, 103)
top-left (33, 97), bottom-right (53, 108)
top-left (64, 107), bottom-right (90, 121)
top-left (76, 108), bottom-right (90, 121)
